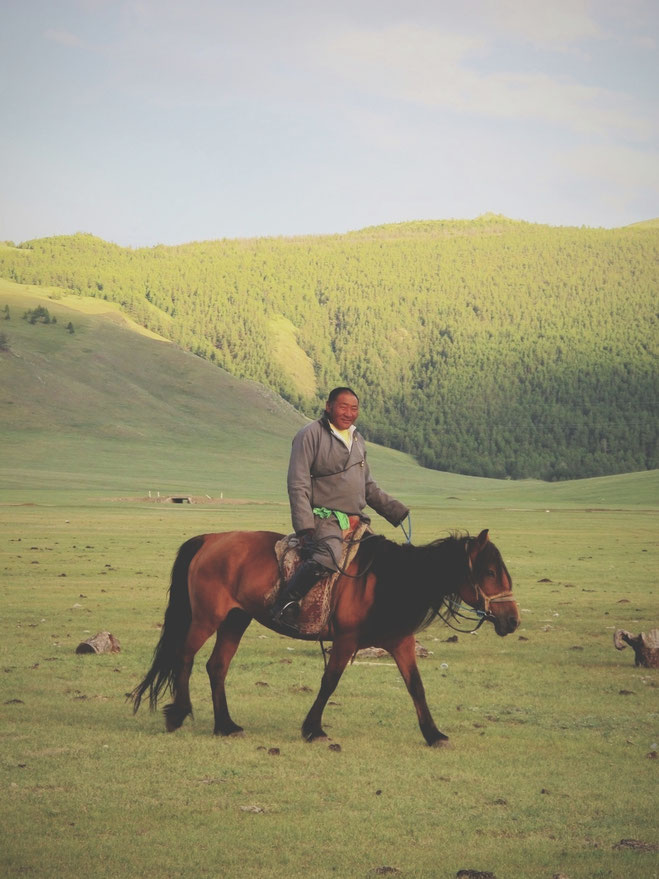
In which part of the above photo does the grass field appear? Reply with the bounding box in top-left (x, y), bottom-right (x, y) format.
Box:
top-left (2, 483), bottom-right (657, 879)
top-left (1, 282), bottom-right (657, 877)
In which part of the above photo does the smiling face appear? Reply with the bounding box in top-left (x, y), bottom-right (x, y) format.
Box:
top-left (326, 391), bottom-right (360, 431)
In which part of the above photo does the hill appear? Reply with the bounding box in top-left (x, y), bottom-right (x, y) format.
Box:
top-left (0, 215), bottom-right (657, 480)
top-left (625, 217), bottom-right (659, 229)
top-left (0, 280), bottom-right (303, 501)
top-left (1, 279), bottom-right (658, 515)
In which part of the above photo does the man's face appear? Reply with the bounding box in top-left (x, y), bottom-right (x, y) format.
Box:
top-left (326, 392), bottom-right (359, 430)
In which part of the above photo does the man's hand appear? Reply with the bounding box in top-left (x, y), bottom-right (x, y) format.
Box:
top-left (295, 529), bottom-right (316, 559)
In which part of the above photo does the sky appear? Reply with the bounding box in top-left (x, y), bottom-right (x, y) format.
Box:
top-left (1, 0), bottom-right (657, 247)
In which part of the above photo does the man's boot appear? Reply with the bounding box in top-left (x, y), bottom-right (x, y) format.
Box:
top-left (272, 559), bottom-right (329, 627)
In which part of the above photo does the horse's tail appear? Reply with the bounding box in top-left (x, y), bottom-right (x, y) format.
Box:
top-left (129, 535), bottom-right (205, 713)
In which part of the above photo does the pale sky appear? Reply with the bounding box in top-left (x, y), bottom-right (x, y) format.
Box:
top-left (1, 0), bottom-right (657, 246)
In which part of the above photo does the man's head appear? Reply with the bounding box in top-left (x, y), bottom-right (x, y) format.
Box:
top-left (325, 387), bottom-right (359, 431)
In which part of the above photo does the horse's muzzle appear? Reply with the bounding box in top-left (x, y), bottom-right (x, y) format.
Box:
top-left (491, 611), bottom-right (520, 637)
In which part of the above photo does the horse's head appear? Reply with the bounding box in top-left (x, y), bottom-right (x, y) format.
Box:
top-left (459, 530), bottom-right (519, 636)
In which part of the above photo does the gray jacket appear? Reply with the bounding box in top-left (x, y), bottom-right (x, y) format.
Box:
top-left (287, 415), bottom-right (409, 533)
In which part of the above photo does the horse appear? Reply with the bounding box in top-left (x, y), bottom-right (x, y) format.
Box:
top-left (130, 528), bottom-right (519, 747)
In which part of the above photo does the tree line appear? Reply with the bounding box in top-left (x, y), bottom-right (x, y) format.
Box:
top-left (0, 214), bottom-right (656, 479)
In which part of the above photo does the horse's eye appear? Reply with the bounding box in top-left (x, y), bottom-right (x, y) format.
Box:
top-left (487, 569), bottom-right (496, 578)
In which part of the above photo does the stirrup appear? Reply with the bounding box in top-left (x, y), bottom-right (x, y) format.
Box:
top-left (272, 599), bottom-right (300, 632)
top-left (274, 600), bottom-right (301, 628)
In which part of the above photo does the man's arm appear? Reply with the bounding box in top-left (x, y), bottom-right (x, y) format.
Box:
top-left (287, 425), bottom-right (318, 533)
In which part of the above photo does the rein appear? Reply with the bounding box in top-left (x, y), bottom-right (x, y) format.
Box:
top-left (400, 514), bottom-right (412, 544)
top-left (439, 541), bottom-right (516, 633)
top-left (313, 528), bottom-right (379, 579)
top-left (438, 600), bottom-right (488, 633)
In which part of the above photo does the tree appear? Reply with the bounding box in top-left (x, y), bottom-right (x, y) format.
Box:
top-left (23, 305), bottom-right (51, 324)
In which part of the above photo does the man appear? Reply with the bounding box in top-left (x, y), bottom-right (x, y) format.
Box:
top-left (272, 386), bottom-right (410, 626)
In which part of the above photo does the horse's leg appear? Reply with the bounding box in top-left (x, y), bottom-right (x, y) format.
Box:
top-left (164, 621), bottom-right (216, 732)
top-left (206, 608), bottom-right (252, 736)
top-left (390, 635), bottom-right (449, 747)
top-left (302, 636), bottom-right (355, 742)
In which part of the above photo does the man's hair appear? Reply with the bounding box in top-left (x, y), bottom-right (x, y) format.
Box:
top-left (327, 386), bottom-right (359, 404)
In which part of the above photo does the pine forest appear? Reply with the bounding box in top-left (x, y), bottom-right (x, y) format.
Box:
top-left (1, 214), bottom-right (656, 480)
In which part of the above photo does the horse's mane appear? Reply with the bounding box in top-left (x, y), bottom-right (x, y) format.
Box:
top-left (357, 532), bottom-right (470, 638)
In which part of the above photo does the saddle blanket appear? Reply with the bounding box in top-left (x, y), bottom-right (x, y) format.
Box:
top-left (270, 519), bottom-right (370, 636)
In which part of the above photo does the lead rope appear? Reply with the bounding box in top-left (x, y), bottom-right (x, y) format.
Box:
top-left (438, 601), bottom-right (488, 633)
top-left (438, 540), bottom-right (488, 633)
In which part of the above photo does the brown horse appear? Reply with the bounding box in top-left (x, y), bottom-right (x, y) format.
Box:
top-left (130, 528), bottom-right (519, 746)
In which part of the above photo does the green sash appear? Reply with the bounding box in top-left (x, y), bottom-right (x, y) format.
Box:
top-left (312, 507), bottom-right (350, 530)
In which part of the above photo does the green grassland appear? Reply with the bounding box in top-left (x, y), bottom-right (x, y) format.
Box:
top-left (2, 494), bottom-right (657, 879)
top-left (1, 285), bottom-right (657, 878)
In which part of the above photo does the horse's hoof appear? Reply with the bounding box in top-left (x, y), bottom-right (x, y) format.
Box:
top-left (302, 728), bottom-right (329, 742)
top-left (428, 737), bottom-right (452, 748)
top-left (163, 704), bottom-right (189, 732)
top-left (215, 724), bottom-right (244, 737)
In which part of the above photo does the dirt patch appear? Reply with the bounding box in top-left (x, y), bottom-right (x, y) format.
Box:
top-left (613, 838), bottom-right (659, 852)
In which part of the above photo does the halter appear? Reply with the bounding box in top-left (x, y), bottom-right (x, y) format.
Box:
top-left (439, 540), bottom-right (516, 633)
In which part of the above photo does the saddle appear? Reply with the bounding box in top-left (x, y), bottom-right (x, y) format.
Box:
top-left (270, 519), bottom-right (370, 636)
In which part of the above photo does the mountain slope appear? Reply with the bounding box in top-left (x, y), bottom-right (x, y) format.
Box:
top-left (1, 216), bottom-right (656, 480)
top-left (2, 279), bottom-right (657, 513)
top-left (0, 280), bottom-right (305, 499)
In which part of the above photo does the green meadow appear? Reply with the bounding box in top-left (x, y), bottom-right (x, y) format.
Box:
top-left (1, 283), bottom-right (658, 878)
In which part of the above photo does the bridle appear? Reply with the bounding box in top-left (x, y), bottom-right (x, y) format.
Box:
top-left (467, 540), bottom-right (516, 616)
top-left (439, 540), bottom-right (516, 633)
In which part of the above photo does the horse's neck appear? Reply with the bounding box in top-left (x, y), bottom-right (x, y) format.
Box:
top-left (413, 540), bottom-right (464, 591)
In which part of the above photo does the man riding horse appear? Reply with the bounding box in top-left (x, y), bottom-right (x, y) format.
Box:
top-left (271, 387), bottom-right (410, 627)
top-left (131, 389), bottom-right (518, 743)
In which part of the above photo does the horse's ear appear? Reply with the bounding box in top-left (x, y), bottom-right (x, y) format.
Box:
top-left (468, 529), bottom-right (490, 564)
top-left (476, 529), bottom-right (489, 549)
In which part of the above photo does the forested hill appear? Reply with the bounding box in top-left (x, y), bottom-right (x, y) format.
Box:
top-left (1, 214), bottom-right (656, 480)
